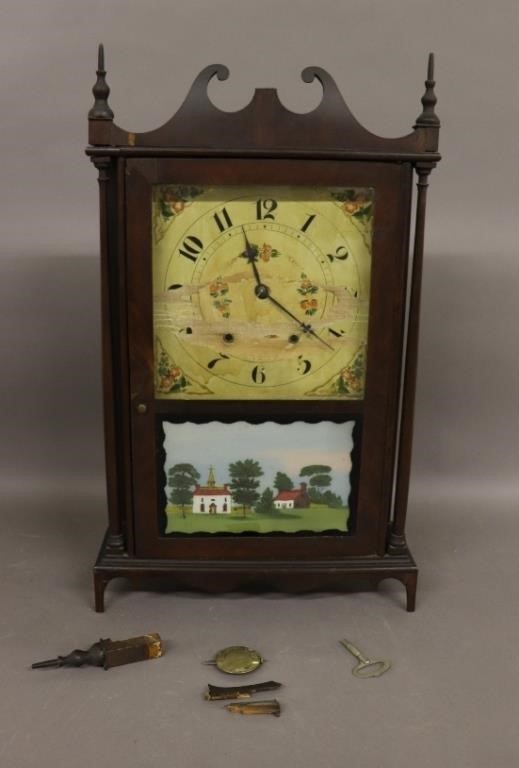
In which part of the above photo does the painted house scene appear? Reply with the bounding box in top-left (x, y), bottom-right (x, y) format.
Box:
top-left (162, 420), bottom-right (355, 535)
top-left (192, 467), bottom-right (232, 514)
top-left (273, 482), bottom-right (310, 510)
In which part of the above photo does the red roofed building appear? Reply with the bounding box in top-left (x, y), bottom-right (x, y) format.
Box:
top-left (192, 467), bottom-right (232, 514)
top-left (274, 482), bottom-right (311, 510)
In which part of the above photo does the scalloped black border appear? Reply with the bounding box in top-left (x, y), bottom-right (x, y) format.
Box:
top-left (156, 417), bottom-right (361, 539)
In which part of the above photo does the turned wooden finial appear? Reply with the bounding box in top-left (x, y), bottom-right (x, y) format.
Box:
top-left (415, 53), bottom-right (440, 127)
top-left (88, 43), bottom-right (114, 120)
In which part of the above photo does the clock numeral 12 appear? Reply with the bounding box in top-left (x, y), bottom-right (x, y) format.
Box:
top-left (256, 199), bottom-right (278, 220)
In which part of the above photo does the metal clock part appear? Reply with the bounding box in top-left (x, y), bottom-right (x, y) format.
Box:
top-left (205, 680), bottom-right (282, 701)
top-left (31, 633), bottom-right (163, 670)
top-left (339, 639), bottom-right (391, 678)
top-left (204, 645), bottom-right (265, 675)
top-left (225, 699), bottom-right (281, 716)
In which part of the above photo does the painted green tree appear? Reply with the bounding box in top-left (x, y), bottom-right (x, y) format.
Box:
top-left (256, 487), bottom-right (276, 515)
top-left (321, 489), bottom-right (344, 508)
top-left (228, 459), bottom-right (264, 517)
top-left (273, 472), bottom-right (294, 492)
top-left (168, 463), bottom-right (200, 518)
top-left (300, 464), bottom-right (332, 503)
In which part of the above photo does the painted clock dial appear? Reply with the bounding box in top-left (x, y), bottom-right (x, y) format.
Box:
top-left (152, 185), bottom-right (373, 399)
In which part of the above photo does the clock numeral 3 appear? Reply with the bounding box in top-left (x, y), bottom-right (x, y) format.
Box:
top-left (179, 235), bottom-right (204, 262)
top-left (256, 199), bottom-right (278, 221)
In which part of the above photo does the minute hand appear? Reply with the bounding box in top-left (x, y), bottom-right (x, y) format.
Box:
top-left (265, 291), bottom-right (334, 351)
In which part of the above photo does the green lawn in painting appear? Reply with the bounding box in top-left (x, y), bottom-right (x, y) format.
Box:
top-left (164, 503), bottom-right (349, 534)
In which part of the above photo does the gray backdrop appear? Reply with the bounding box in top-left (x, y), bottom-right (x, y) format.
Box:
top-left (1, 1), bottom-right (518, 766)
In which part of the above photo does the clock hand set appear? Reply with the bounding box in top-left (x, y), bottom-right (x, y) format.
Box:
top-left (241, 227), bottom-right (333, 350)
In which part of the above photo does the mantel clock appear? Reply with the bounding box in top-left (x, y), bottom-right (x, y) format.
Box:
top-left (86, 46), bottom-right (440, 612)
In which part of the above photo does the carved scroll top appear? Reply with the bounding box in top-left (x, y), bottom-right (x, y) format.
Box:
top-left (88, 47), bottom-right (440, 155)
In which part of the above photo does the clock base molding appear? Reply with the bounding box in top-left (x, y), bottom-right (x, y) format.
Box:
top-left (93, 534), bottom-right (418, 613)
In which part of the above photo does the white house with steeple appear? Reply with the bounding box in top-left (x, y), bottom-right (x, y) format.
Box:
top-left (192, 467), bottom-right (232, 514)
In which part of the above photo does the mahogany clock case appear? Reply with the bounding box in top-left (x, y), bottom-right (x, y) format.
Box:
top-left (87, 51), bottom-right (440, 612)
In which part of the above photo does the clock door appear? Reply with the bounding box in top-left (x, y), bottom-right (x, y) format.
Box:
top-left (125, 157), bottom-right (413, 562)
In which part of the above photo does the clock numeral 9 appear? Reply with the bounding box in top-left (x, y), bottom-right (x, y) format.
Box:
top-left (179, 235), bottom-right (204, 262)
top-left (251, 365), bottom-right (266, 384)
top-left (327, 246), bottom-right (349, 263)
top-left (256, 199), bottom-right (278, 221)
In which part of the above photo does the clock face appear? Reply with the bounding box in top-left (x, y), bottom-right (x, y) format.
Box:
top-left (152, 185), bottom-right (373, 399)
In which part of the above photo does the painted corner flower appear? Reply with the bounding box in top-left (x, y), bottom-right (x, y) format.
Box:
top-left (156, 185), bottom-right (203, 220)
top-left (337, 347), bottom-right (365, 396)
top-left (331, 188), bottom-right (374, 223)
top-left (156, 339), bottom-right (188, 394)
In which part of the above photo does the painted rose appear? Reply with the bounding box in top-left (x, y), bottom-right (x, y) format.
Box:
top-left (300, 298), bottom-right (318, 315)
top-left (340, 368), bottom-right (362, 393)
top-left (342, 201), bottom-right (363, 215)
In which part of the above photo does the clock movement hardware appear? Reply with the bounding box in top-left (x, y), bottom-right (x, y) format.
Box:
top-left (225, 699), bottom-right (281, 716)
top-left (31, 633), bottom-right (163, 670)
top-left (204, 645), bottom-right (265, 675)
top-left (205, 680), bottom-right (282, 701)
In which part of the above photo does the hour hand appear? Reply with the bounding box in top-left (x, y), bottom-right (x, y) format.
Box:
top-left (241, 227), bottom-right (262, 286)
top-left (241, 226), bottom-right (257, 262)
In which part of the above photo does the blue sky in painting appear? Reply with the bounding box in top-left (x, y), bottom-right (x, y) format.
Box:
top-left (162, 421), bottom-right (354, 500)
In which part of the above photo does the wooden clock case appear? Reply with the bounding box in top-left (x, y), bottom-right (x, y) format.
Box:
top-left (86, 47), bottom-right (440, 612)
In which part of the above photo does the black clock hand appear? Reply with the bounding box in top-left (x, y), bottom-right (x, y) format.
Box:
top-left (241, 227), bottom-right (333, 350)
top-left (256, 285), bottom-right (334, 351)
top-left (241, 227), bottom-right (262, 286)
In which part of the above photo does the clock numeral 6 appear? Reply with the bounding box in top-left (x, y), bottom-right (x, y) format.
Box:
top-left (327, 245), bottom-right (349, 263)
top-left (256, 199), bottom-right (278, 221)
top-left (251, 365), bottom-right (266, 383)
